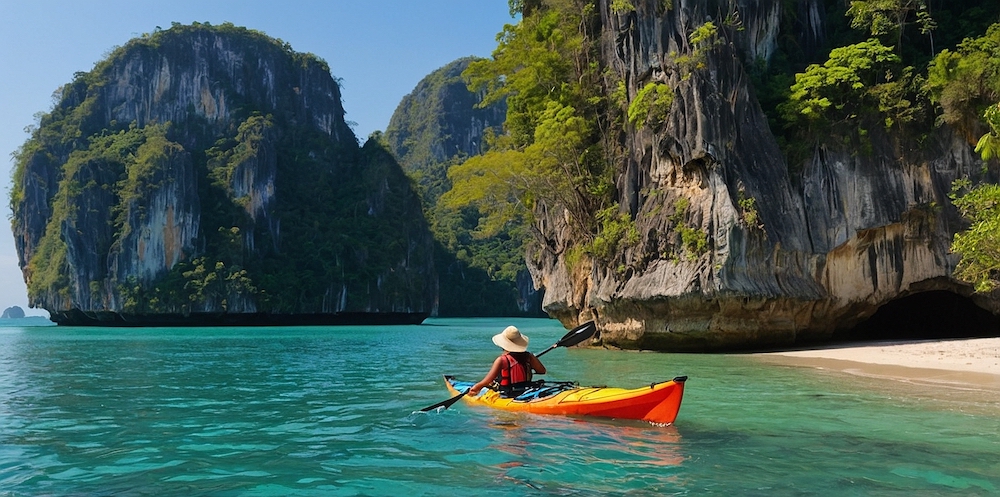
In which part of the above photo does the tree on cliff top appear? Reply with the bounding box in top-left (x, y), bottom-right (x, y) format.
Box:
top-left (931, 23), bottom-right (1000, 292)
top-left (950, 179), bottom-right (1000, 292)
top-left (927, 22), bottom-right (1000, 142)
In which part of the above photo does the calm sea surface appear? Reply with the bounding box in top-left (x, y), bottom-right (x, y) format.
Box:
top-left (1, 317), bottom-right (998, 496)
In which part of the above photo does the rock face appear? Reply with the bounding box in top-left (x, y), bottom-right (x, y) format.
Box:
top-left (529, 0), bottom-right (998, 350)
top-left (11, 24), bottom-right (436, 321)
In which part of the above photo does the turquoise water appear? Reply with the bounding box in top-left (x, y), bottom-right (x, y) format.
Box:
top-left (1, 317), bottom-right (998, 495)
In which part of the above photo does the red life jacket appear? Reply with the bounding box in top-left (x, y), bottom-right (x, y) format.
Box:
top-left (499, 353), bottom-right (531, 386)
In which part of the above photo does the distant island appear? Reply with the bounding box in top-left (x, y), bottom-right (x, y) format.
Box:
top-left (0, 306), bottom-right (54, 326)
top-left (2, 306), bottom-right (25, 319)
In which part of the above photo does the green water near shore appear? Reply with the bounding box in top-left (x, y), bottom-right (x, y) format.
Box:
top-left (1, 318), bottom-right (998, 495)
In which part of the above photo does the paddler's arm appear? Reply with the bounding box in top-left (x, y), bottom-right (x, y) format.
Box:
top-left (528, 352), bottom-right (546, 375)
top-left (467, 356), bottom-right (504, 396)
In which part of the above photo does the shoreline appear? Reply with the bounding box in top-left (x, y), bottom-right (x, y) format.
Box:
top-left (754, 337), bottom-right (1000, 394)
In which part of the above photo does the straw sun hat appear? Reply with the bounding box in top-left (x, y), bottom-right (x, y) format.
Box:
top-left (492, 325), bottom-right (529, 352)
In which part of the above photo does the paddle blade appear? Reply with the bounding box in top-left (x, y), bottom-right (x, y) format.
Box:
top-left (556, 321), bottom-right (597, 348)
top-left (420, 391), bottom-right (466, 412)
top-left (537, 321), bottom-right (597, 357)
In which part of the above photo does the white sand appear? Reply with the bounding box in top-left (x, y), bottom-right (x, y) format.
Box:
top-left (764, 337), bottom-right (1000, 374)
top-left (757, 337), bottom-right (1000, 392)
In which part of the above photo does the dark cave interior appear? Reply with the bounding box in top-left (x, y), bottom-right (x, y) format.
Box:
top-left (836, 290), bottom-right (1000, 342)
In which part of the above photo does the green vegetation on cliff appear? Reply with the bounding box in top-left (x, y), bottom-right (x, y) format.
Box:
top-left (751, 0), bottom-right (999, 167)
top-left (930, 24), bottom-right (1000, 291)
top-left (384, 58), bottom-right (498, 203)
top-left (384, 58), bottom-right (538, 316)
top-left (438, 0), bottom-right (1000, 298)
top-left (443, 0), bottom-right (632, 268)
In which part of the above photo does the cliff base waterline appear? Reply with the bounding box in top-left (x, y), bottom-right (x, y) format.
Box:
top-left (49, 309), bottom-right (429, 327)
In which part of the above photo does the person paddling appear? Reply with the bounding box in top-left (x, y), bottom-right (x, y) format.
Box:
top-left (468, 326), bottom-right (546, 397)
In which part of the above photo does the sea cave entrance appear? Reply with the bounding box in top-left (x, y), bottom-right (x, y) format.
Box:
top-left (836, 290), bottom-right (1000, 342)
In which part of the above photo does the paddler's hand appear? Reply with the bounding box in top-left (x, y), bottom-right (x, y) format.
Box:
top-left (467, 386), bottom-right (481, 396)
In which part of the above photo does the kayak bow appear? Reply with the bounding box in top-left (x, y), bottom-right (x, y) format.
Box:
top-left (443, 375), bottom-right (687, 425)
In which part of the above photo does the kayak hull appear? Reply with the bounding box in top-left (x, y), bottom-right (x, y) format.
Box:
top-left (443, 375), bottom-right (686, 425)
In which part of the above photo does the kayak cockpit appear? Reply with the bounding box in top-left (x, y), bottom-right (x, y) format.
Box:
top-left (444, 375), bottom-right (578, 402)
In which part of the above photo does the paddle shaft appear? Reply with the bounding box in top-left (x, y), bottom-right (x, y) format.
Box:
top-left (536, 344), bottom-right (558, 357)
top-left (420, 390), bottom-right (467, 412)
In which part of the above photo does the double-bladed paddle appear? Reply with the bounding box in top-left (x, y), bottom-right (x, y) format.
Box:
top-left (419, 321), bottom-right (597, 412)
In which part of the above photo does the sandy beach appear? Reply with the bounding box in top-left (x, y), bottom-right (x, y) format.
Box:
top-left (756, 337), bottom-right (1000, 394)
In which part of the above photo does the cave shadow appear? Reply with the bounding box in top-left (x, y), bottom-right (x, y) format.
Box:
top-left (832, 290), bottom-right (1000, 343)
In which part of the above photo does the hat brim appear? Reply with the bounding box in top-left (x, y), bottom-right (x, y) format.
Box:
top-left (492, 333), bottom-right (528, 352)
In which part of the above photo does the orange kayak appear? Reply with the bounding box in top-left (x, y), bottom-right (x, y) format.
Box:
top-left (443, 375), bottom-right (687, 425)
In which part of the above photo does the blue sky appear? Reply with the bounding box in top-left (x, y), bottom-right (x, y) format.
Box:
top-left (0, 1), bottom-right (514, 316)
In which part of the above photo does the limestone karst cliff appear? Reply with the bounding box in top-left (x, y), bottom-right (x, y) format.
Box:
top-left (386, 58), bottom-right (507, 202)
top-left (10, 23), bottom-right (436, 322)
top-left (385, 58), bottom-right (545, 316)
top-left (524, 0), bottom-right (1000, 350)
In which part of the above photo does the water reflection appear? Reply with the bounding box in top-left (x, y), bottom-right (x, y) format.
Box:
top-left (482, 411), bottom-right (686, 493)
